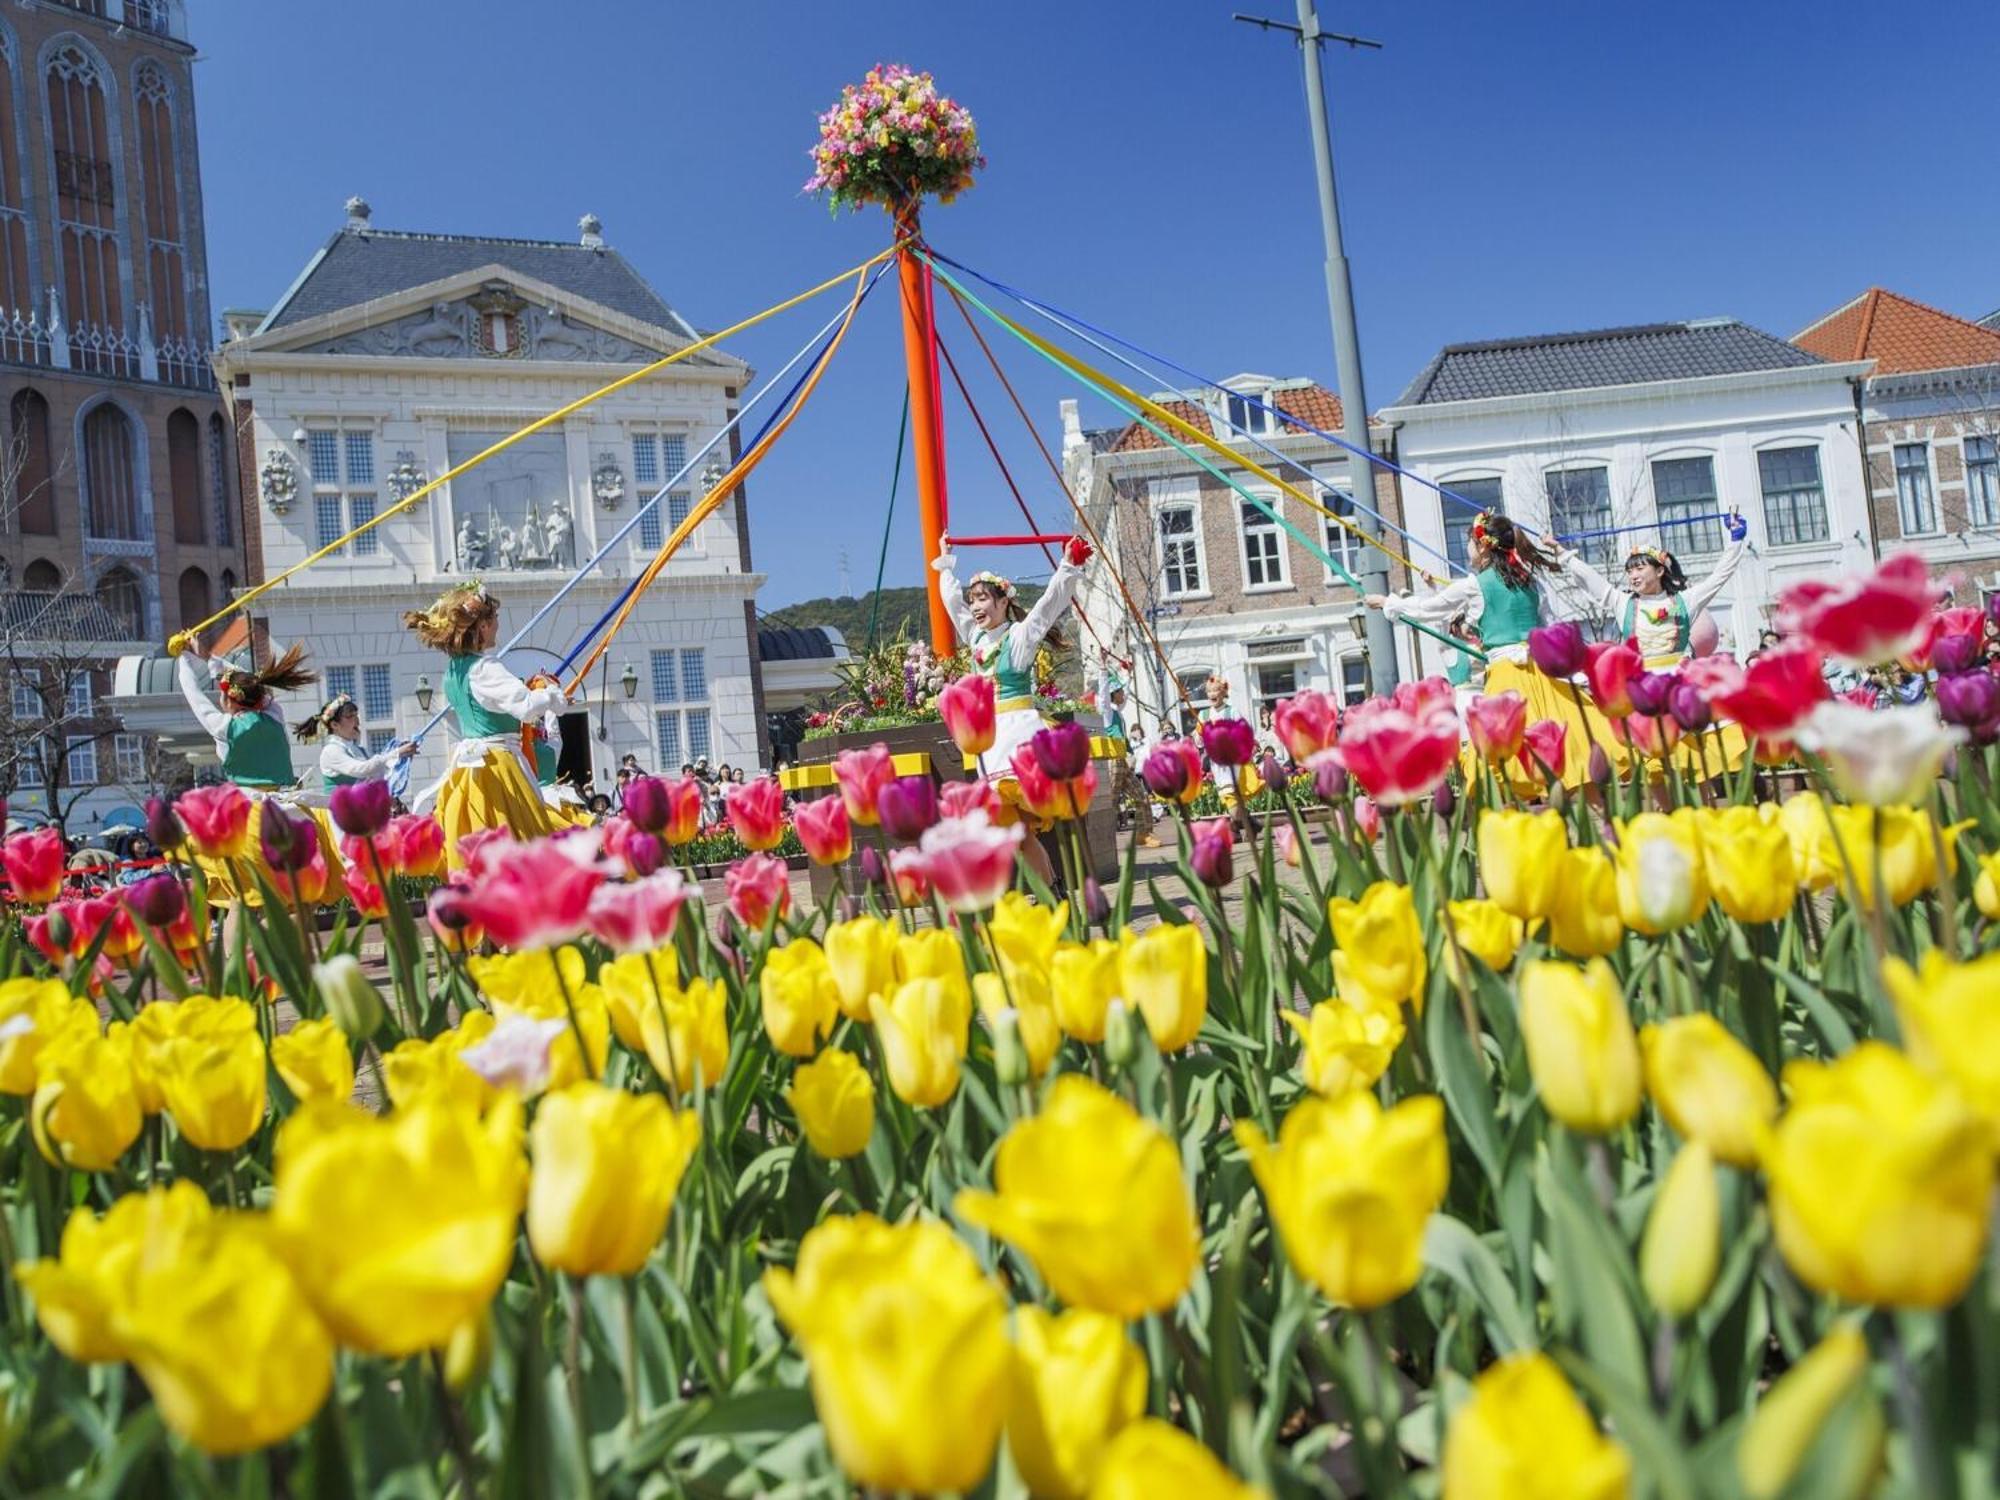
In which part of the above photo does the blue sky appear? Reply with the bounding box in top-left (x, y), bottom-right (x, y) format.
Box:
top-left (191, 0), bottom-right (2000, 609)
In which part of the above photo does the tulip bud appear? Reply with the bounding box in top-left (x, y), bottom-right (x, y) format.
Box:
top-left (43, 907), bottom-right (73, 952)
top-left (1031, 722), bottom-right (1094, 781)
top-left (1587, 744), bottom-right (1613, 789)
top-left (1189, 830), bottom-right (1233, 889)
top-left (1140, 744), bottom-right (1188, 800)
top-left (859, 845), bottom-right (886, 889)
top-left (124, 872), bottom-right (186, 928)
top-left (623, 830), bottom-right (667, 878)
top-left (1627, 671), bottom-right (1675, 718)
top-left (1103, 998), bottom-right (1137, 1068)
top-left (1258, 751), bottom-right (1285, 790)
top-left (874, 775), bottom-right (940, 843)
top-left (1082, 876), bottom-right (1110, 927)
top-left (1641, 1142), bottom-right (1720, 1318)
top-left (442, 1313), bottom-right (493, 1394)
top-left (1737, 1325), bottom-right (1874, 1500)
top-left (259, 803), bottom-right (317, 873)
top-left (991, 1006), bottom-right (1029, 1087)
top-left (1667, 681), bottom-right (1712, 733)
top-left (1312, 753), bottom-right (1349, 802)
top-left (144, 794), bottom-right (184, 851)
top-left (314, 953), bottom-right (384, 1039)
top-left (329, 779), bottom-right (392, 838)
top-left (1433, 777), bottom-right (1457, 821)
top-left (621, 774), bottom-right (670, 833)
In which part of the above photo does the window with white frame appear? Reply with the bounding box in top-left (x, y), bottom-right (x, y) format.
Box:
top-left (65, 671), bottom-right (92, 717)
top-left (1894, 443), bottom-right (1937, 535)
top-left (1757, 446), bottom-right (1829, 545)
top-left (1442, 477), bottom-right (1504, 573)
top-left (114, 732), bottom-right (146, 785)
top-left (324, 664), bottom-right (356, 704)
top-left (16, 754), bottom-right (42, 789)
top-left (360, 663), bottom-right (395, 750)
top-left (10, 672), bottom-right (39, 720)
top-left (1312, 473), bottom-right (1365, 580)
top-left (1338, 655), bottom-right (1370, 706)
top-left (1650, 456), bottom-right (1724, 559)
top-left (1239, 499), bottom-right (1289, 589)
top-left (308, 426), bottom-right (379, 556)
top-left (651, 646), bottom-right (710, 767)
top-left (632, 432), bottom-right (694, 552)
top-left (1545, 466), bottom-right (1615, 568)
top-left (1153, 482), bottom-right (1205, 598)
top-left (1966, 435), bottom-right (1999, 529)
top-left (1223, 391), bottom-right (1278, 439)
top-left (66, 735), bottom-right (96, 786)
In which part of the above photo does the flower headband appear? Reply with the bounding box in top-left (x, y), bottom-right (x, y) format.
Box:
top-left (419, 579), bottom-right (493, 631)
top-left (315, 692), bottom-right (355, 728)
top-left (1626, 546), bottom-right (1671, 570)
top-left (219, 672), bottom-right (260, 707)
top-left (967, 570), bottom-right (1014, 599)
top-left (1469, 509), bottom-right (1520, 562)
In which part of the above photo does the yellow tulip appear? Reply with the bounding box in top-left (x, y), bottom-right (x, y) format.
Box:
top-left (272, 1095), bottom-right (527, 1355)
top-left (957, 1075), bottom-right (1198, 1319)
top-left (1974, 849), bottom-right (2000, 920)
top-left (1328, 881), bottom-right (1426, 1013)
top-left (1762, 1042), bottom-right (1993, 1308)
top-left (16, 1180), bottom-right (213, 1364)
top-left (157, 1020), bottom-right (266, 1153)
top-left (1794, 799), bottom-right (1967, 907)
top-left (759, 939), bottom-right (840, 1058)
top-left (1883, 949), bottom-right (2000, 1128)
top-left (990, 890), bottom-right (1068, 977)
top-left (1518, 959), bottom-right (1642, 1135)
top-left (871, 975), bottom-right (969, 1108)
top-left (1699, 806), bottom-right (1798, 924)
top-left (270, 1017), bottom-right (355, 1104)
top-left (527, 1082), bottom-right (700, 1276)
top-left (764, 1215), bottom-right (1009, 1496)
top-left (1640, 1142), bottom-right (1720, 1319)
top-left (974, 969), bottom-right (1060, 1078)
top-left (272, 1098), bottom-right (373, 1178)
top-left (895, 927), bottom-right (968, 991)
top-left (0, 978), bottom-right (99, 1095)
top-left (636, 977), bottom-right (729, 1097)
top-left (1440, 1351), bottom-right (1632, 1500)
top-left (1118, 923), bottom-right (1208, 1051)
top-left (127, 999), bottom-right (186, 1114)
top-left (1546, 848), bottom-right (1623, 959)
top-left (30, 1025), bottom-right (141, 1172)
top-left (1007, 1305), bottom-right (1148, 1500)
top-left (1086, 1417), bottom-right (1266, 1500)
top-left (442, 1312), bottom-right (493, 1394)
top-left (786, 1048), bottom-right (874, 1159)
top-left (1235, 1091), bottom-right (1447, 1309)
top-left (1283, 997), bottom-right (1404, 1098)
top-left (1050, 938), bottom-right (1121, 1043)
top-left (1613, 810), bottom-right (1709, 935)
top-left (383, 1012), bottom-right (496, 1112)
top-left (1777, 790), bottom-right (1839, 890)
top-left (823, 914), bottom-right (899, 1022)
top-left (1639, 1013), bottom-right (1777, 1167)
top-left (597, 950), bottom-right (677, 1051)
top-left (1446, 897), bottom-right (1526, 977)
top-left (1737, 1324), bottom-right (1873, 1499)
top-left (1477, 808), bottom-right (1567, 920)
top-left (466, 945), bottom-right (587, 1007)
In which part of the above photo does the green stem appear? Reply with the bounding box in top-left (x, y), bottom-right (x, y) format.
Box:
top-left (547, 947), bottom-right (599, 1082)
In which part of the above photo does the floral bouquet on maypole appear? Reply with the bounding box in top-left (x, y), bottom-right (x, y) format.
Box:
top-left (804, 63), bottom-right (984, 213)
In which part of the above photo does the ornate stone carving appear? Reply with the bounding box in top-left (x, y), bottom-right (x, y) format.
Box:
top-left (470, 284), bottom-right (527, 358)
top-left (299, 294), bottom-right (670, 364)
top-left (387, 450), bottom-right (427, 502)
top-left (260, 449), bottom-right (299, 514)
top-left (452, 500), bottom-right (576, 573)
top-left (591, 454), bottom-right (626, 510)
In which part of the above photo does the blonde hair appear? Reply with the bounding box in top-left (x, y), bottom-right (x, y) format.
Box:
top-left (403, 581), bottom-right (497, 655)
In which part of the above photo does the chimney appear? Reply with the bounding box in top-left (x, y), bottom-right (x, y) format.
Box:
top-left (579, 213), bottom-right (604, 250)
top-left (1059, 397), bottom-right (1083, 456)
top-left (344, 195), bottom-right (372, 231)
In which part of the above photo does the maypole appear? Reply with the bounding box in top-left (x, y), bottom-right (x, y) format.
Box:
top-left (806, 63), bottom-right (985, 657)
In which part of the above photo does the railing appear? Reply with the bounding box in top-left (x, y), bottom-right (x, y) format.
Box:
top-left (0, 292), bottom-right (214, 391)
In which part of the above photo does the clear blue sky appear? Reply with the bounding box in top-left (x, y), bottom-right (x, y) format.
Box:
top-left (191, 0), bottom-right (2000, 610)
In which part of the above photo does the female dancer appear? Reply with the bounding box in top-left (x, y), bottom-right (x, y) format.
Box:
top-left (932, 534), bottom-right (1093, 887)
top-left (403, 581), bottom-right (572, 865)
top-left (295, 694), bottom-right (417, 789)
top-left (1554, 516), bottom-right (1748, 667)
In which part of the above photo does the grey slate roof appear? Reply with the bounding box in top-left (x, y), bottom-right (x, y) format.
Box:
top-left (2, 592), bottom-right (133, 642)
top-left (262, 228), bottom-right (697, 338)
top-left (1395, 319), bottom-right (1826, 406)
top-left (1979, 308), bottom-right (2000, 332)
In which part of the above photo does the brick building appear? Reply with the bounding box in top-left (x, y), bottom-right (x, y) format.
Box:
top-left (0, 0), bottom-right (240, 832)
top-left (1793, 288), bottom-right (2000, 601)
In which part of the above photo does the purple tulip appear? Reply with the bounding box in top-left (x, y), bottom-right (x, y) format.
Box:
top-left (124, 872), bottom-right (186, 928)
top-left (426, 880), bottom-right (477, 933)
top-left (1258, 751), bottom-right (1285, 790)
top-left (1929, 632), bottom-right (1983, 677)
top-left (622, 774), bottom-right (670, 834)
top-left (145, 794), bottom-right (184, 852)
top-left (1141, 744), bottom-right (1189, 800)
top-left (1190, 830), bottom-right (1233, 888)
top-left (1082, 876), bottom-right (1110, 925)
top-left (1200, 717), bottom-right (1257, 767)
top-left (859, 845), bottom-right (887, 889)
top-left (1587, 743), bottom-right (1613, 789)
top-left (1627, 671), bottom-right (1676, 718)
top-left (1667, 681), bottom-right (1712, 733)
top-left (1433, 777), bottom-right (1457, 821)
top-left (259, 803), bottom-right (318, 872)
top-left (1989, 592), bottom-right (2000, 628)
top-left (329, 779), bottom-right (392, 838)
top-left (1312, 752), bottom-right (1349, 802)
top-left (1936, 670), bottom-right (2000, 733)
top-left (1528, 621), bottom-right (1588, 678)
top-left (1031, 721), bottom-right (1093, 781)
top-left (875, 775), bottom-right (939, 843)
top-left (624, 830), bottom-right (667, 878)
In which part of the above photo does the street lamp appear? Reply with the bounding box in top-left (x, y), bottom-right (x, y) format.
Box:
top-left (620, 662), bottom-right (639, 699)
top-left (413, 673), bottom-right (433, 711)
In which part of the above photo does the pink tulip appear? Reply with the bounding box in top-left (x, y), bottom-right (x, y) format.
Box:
top-left (1518, 719), bottom-right (1569, 783)
top-left (25, 908), bottom-right (68, 965)
top-left (620, 774), bottom-right (671, 834)
top-left (1274, 823), bottom-right (1301, 868)
top-left (1679, 653), bottom-right (1746, 699)
top-left (725, 776), bottom-right (787, 852)
top-left (834, 744), bottom-right (896, 827)
top-left (914, 811), bottom-right (1025, 913)
top-left (938, 673), bottom-right (996, 756)
top-left (1272, 690), bottom-right (1340, 762)
top-left (1528, 622), bottom-right (1588, 678)
top-left (427, 881), bottom-right (485, 951)
top-left (725, 851), bottom-right (792, 930)
top-left (1, 827), bottom-right (66, 905)
top-left (793, 797), bottom-right (853, 866)
top-left (888, 848), bottom-right (933, 907)
top-left (1463, 691), bottom-right (1528, 764)
top-left (1348, 795), bottom-right (1381, 844)
top-left (586, 870), bottom-right (688, 953)
top-left (1623, 712), bottom-right (1682, 761)
top-left (939, 779), bottom-right (1002, 822)
top-left (365, 814), bottom-right (446, 879)
top-left (1390, 676), bottom-right (1457, 722)
top-left (328, 780), bottom-right (392, 838)
top-left (459, 836), bottom-right (608, 950)
top-left (1336, 698), bottom-right (1460, 806)
top-left (1199, 717), bottom-right (1257, 767)
top-left (1915, 606), bottom-right (1988, 670)
top-left (1777, 551), bottom-right (1945, 665)
top-left (174, 784), bottom-right (254, 858)
top-left (1710, 644), bottom-right (1828, 740)
top-left (659, 776), bottom-right (704, 845)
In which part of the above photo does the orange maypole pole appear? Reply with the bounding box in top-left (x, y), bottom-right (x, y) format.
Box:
top-left (895, 208), bottom-right (955, 654)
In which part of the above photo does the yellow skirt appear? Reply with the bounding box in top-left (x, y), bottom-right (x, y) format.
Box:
top-left (441, 749), bottom-right (558, 870)
top-left (1477, 660), bottom-right (1605, 792)
top-left (192, 798), bottom-right (348, 908)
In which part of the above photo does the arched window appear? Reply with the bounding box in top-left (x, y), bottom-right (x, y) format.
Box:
top-left (0, 32), bottom-right (31, 312)
top-left (206, 412), bottom-right (231, 544)
top-left (219, 567), bottom-right (236, 599)
top-left (166, 406), bottom-right (200, 542)
top-left (176, 565), bottom-right (209, 627)
top-left (82, 401), bottom-right (140, 539)
top-left (23, 557), bottom-right (59, 592)
top-left (9, 387), bottom-right (55, 534)
top-left (132, 61), bottom-right (183, 342)
top-left (45, 42), bottom-right (124, 371)
top-left (95, 565), bottom-right (141, 637)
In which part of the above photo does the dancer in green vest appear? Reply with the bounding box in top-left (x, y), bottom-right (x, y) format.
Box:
top-left (295, 693), bottom-right (418, 789)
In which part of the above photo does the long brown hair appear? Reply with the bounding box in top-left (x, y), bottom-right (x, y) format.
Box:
top-left (219, 642), bottom-right (316, 713)
top-left (403, 582), bottom-right (498, 655)
top-left (1469, 511), bottom-right (1558, 591)
top-left (293, 694), bottom-right (356, 743)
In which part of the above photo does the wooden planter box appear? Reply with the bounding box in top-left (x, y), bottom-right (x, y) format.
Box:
top-left (785, 717), bottom-right (1120, 902)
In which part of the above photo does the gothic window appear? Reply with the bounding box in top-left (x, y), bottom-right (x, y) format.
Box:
top-left (176, 565), bottom-right (209, 627)
top-left (45, 43), bottom-right (124, 370)
top-left (9, 387), bottom-right (55, 535)
top-left (82, 401), bottom-right (140, 539)
top-left (133, 61), bottom-right (184, 341)
top-left (0, 33), bottom-right (32, 312)
top-left (166, 407), bottom-right (200, 542)
top-left (23, 557), bottom-right (59, 592)
top-left (219, 567), bottom-right (236, 599)
top-left (206, 413), bottom-right (231, 544)
top-left (94, 564), bottom-right (141, 637)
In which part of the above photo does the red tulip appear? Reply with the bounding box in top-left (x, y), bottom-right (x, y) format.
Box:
top-left (724, 852), bottom-right (792, 930)
top-left (659, 776), bottom-right (704, 846)
top-left (459, 835), bottom-right (607, 949)
top-left (938, 674), bottom-right (997, 756)
top-left (1582, 639), bottom-right (1643, 718)
top-left (25, 908), bottom-right (68, 965)
top-left (1347, 795), bottom-right (1381, 844)
top-left (343, 861), bottom-right (390, 920)
top-left (1273, 690), bottom-right (1340, 762)
top-left (1009, 744), bottom-right (1095, 822)
top-left (1776, 551), bottom-right (1944, 664)
top-left (585, 870), bottom-right (688, 953)
top-left (1, 827), bottom-right (66, 905)
top-left (1336, 698), bottom-right (1459, 806)
top-left (793, 797), bottom-right (852, 866)
top-left (173, 784), bottom-right (254, 858)
top-left (1463, 691), bottom-right (1527, 764)
top-left (1518, 719), bottom-right (1569, 783)
top-left (833, 744), bottom-right (896, 827)
top-left (366, 814), bottom-right (445, 879)
top-left (888, 847), bottom-right (933, 907)
top-left (270, 835), bottom-right (335, 907)
top-left (70, 894), bottom-right (141, 962)
top-left (939, 779), bottom-right (1002, 822)
top-left (1710, 643), bottom-right (1828, 740)
top-left (724, 776), bottom-right (787, 853)
top-left (912, 811), bottom-right (1025, 913)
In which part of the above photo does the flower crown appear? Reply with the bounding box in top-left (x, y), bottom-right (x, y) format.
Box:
top-left (219, 672), bottom-right (260, 707)
top-left (967, 570), bottom-right (1014, 599)
top-left (1626, 546), bottom-right (1671, 570)
top-left (420, 579), bottom-right (493, 631)
top-left (1469, 509), bottom-right (1521, 562)
top-left (315, 692), bottom-right (355, 728)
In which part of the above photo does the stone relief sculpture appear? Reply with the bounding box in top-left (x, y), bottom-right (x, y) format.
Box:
top-left (545, 504), bottom-right (574, 568)
top-left (388, 450), bottom-right (427, 502)
top-left (261, 449), bottom-right (300, 514)
top-left (525, 308), bottom-right (590, 360)
top-left (301, 296), bottom-right (671, 364)
top-left (496, 525), bottom-right (518, 571)
top-left (405, 302), bottom-right (471, 358)
top-left (591, 455), bottom-right (625, 509)
top-left (456, 515), bottom-right (489, 571)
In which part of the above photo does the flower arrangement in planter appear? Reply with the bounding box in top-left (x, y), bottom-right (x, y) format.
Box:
top-left (804, 64), bottom-right (984, 214)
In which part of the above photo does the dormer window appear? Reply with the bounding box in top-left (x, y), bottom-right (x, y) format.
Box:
top-left (1224, 391), bottom-right (1280, 438)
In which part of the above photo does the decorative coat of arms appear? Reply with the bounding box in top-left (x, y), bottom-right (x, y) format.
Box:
top-left (387, 450), bottom-right (427, 502)
top-left (261, 449), bottom-right (300, 514)
top-left (591, 455), bottom-right (626, 510)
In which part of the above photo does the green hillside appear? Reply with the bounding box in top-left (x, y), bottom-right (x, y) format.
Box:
top-left (765, 581), bottom-right (1047, 651)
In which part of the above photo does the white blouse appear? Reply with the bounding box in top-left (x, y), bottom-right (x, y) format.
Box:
top-left (934, 554), bottom-right (1086, 677)
top-left (1559, 538), bottom-right (1746, 659)
top-left (319, 736), bottom-right (401, 785)
top-left (176, 652), bottom-right (283, 761)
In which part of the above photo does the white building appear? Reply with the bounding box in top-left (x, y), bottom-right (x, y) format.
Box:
top-left (204, 202), bottom-right (769, 793)
top-left (1377, 319), bottom-right (1875, 679)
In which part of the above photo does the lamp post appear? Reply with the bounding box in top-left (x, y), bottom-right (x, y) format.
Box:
top-left (620, 662), bottom-right (639, 700)
top-left (412, 673), bottom-right (433, 712)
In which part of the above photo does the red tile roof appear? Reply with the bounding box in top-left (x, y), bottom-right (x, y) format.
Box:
top-left (1793, 287), bottom-right (2000, 375)
top-left (1109, 383), bottom-right (1346, 453)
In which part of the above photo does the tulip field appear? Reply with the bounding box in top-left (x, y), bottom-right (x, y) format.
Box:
top-left (2, 549), bottom-right (1999, 1498)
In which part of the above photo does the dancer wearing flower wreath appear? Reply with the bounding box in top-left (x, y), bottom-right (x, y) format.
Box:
top-left (294, 693), bottom-right (418, 790)
top-left (402, 581), bottom-right (577, 865)
top-left (932, 533), bottom-right (1092, 884)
